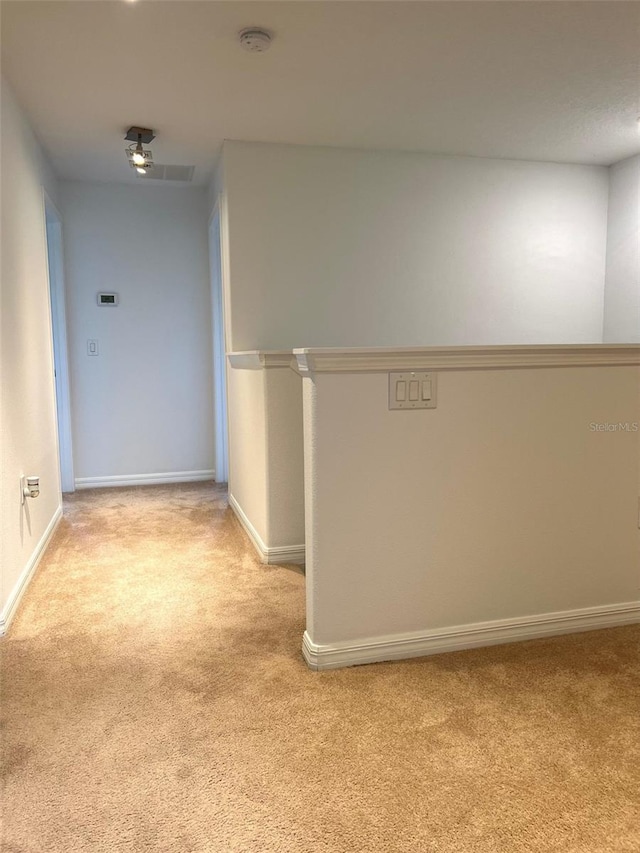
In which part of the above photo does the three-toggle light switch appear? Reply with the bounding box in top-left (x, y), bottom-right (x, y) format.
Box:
top-left (389, 371), bottom-right (437, 410)
top-left (395, 379), bottom-right (432, 402)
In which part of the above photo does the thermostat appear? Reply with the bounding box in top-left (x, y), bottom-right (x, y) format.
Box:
top-left (97, 292), bottom-right (119, 306)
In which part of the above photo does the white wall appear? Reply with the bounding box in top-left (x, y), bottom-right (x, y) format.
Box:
top-left (60, 182), bottom-right (215, 485)
top-left (0, 78), bottom-right (62, 626)
top-left (300, 347), bottom-right (640, 668)
top-left (227, 357), bottom-right (305, 561)
top-left (227, 365), bottom-right (268, 543)
top-left (604, 155), bottom-right (640, 343)
top-left (222, 141), bottom-right (609, 351)
top-left (264, 366), bottom-right (305, 550)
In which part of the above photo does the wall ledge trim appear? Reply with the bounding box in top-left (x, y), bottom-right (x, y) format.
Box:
top-left (229, 493), bottom-right (305, 565)
top-left (1, 506), bottom-right (63, 637)
top-left (228, 351), bottom-right (295, 370)
top-left (294, 344), bottom-right (640, 375)
top-left (75, 470), bottom-right (215, 489)
top-left (302, 600), bottom-right (640, 670)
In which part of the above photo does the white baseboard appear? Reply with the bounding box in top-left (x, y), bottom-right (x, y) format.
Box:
top-left (0, 506), bottom-right (63, 637)
top-left (75, 470), bottom-right (216, 489)
top-left (266, 543), bottom-right (306, 565)
top-left (302, 600), bottom-right (640, 671)
top-left (229, 493), bottom-right (305, 565)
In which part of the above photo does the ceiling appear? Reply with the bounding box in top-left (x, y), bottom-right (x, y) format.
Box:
top-left (2, 1), bottom-right (639, 187)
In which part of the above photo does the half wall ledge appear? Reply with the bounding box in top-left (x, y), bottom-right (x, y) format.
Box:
top-left (298, 343), bottom-right (640, 669)
top-left (293, 343), bottom-right (640, 374)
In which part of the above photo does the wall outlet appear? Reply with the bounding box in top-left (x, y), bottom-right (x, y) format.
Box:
top-left (21, 475), bottom-right (40, 504)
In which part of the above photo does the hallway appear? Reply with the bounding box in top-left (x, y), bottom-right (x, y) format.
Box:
top-left (2, 484), bottom-right (640, 852)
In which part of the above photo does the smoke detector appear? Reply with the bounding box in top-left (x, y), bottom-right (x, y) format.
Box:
top-left (239, 28), bottom-right (272, 52)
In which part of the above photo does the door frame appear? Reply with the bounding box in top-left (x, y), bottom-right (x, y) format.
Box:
top-left (208, 197), bottom-right (229, 484)
top-left (43, 191), bottom-right (75, 492)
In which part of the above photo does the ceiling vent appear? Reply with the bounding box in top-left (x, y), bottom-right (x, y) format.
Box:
top-left (239, 27), bottom-right (272, 52)
top-left (137, 164), bottom-right (195, 182)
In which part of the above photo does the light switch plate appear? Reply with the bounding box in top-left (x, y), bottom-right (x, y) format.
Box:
top-left (389, 371), bottom-right (437, 410)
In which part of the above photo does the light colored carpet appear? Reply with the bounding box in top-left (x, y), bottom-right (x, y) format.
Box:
top-left (1, 482), bottom-right (639, 853)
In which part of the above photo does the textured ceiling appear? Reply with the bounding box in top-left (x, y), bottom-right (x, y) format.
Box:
top-left (1, 1), bottom-right (639, 186)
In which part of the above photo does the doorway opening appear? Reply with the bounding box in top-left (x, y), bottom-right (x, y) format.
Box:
top-left (209, 201), bottom-right (229, 484)
top-left (44, 192), bottom-right (74, 493)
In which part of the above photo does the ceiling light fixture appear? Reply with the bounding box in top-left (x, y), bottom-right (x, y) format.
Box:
top-left (124, 126), bottom-right (155, 174)
top-left (135, 161), bottom-right (155, 177)
top-left (132, 140), bottom-right (146, 166)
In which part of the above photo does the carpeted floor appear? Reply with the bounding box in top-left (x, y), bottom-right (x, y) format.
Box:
top-left (1, 482), bottom-right (639, 853)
